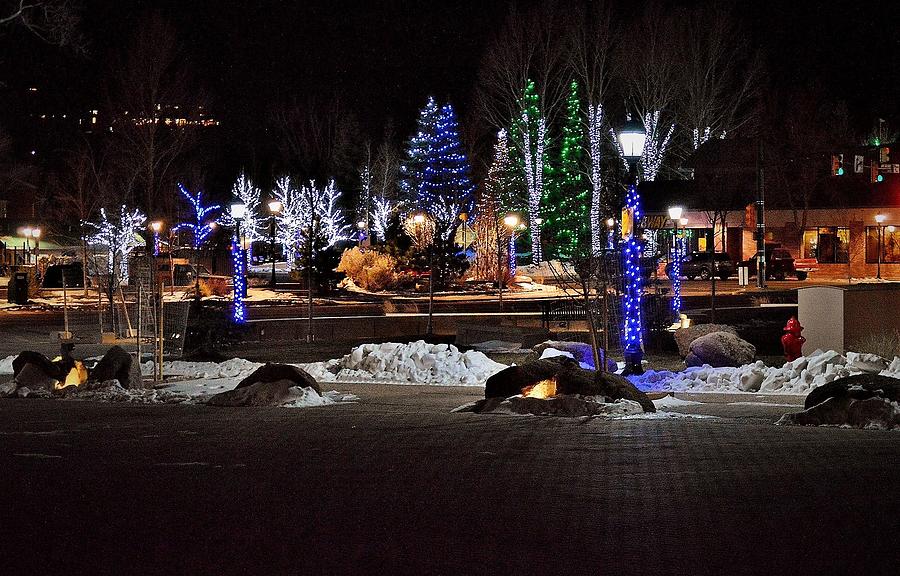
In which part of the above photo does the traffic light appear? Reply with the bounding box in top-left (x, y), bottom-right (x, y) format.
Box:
top-left (831, 154), bottom-right (844, 176)
top-left (871, 163), bottom-right (884, 183)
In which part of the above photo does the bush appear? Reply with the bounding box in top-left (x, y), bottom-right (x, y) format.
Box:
top-left (337, 247), bottom-right (401, 292)
top-left (849, 330), bottom-right (900, 359)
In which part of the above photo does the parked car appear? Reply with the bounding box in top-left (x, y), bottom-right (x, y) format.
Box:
top-left (666, 251), bottom-right (734, 281)
top-left (742, 248), bottom-right (808, 280)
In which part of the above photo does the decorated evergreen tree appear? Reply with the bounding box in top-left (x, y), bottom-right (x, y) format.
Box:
top-left (544, 81), bottom-right (588, 259)
top-left (399, 96), bottom-right (440, 204)
top-left (418, 102), bottom-right (475, 244)
top-left (513, 80), bottom-right (550, 264)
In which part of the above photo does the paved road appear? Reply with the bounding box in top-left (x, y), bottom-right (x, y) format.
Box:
top-left (2, 385), bottom-right (898, 575)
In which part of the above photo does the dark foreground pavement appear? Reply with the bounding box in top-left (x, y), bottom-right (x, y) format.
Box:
top-left (2, 385), bottom-right (899, 576)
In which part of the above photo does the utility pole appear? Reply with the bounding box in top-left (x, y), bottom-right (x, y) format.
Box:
top-left (756, 138), bottom-right (767, 288)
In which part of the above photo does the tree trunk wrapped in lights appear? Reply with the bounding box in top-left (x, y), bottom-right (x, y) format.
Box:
top-left (621, 184), bottom-right (644, 374)
top-left (521, 111), bottom-right (546, 264)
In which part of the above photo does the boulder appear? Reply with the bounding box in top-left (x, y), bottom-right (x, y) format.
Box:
top-left (777, 395), bottom-right (900, 429)
top-left (484, 357), bottom-right (655, 412)
top-left (12, 351), bottom-right (61, 380)
top-left (533, 340), bottom-right (618, 372)
top-left (674, 324), bottom-right (738, 358)
top-left (206, 379), bottom-right (312, 407)
top-left (484, 359), bottom-right (567, 399)
top-left (90, 346), bottom-right (142, 389)
top-left (685, 331), bottom-right (756, 368)
top-left (803, 374), bottom-right (900, 410)
top-left (14, 363), bottom-right (59, 391)
top-left (235, 363), bottom-right (321, 395)
top-left (1, 379), bottom-right (19, 397)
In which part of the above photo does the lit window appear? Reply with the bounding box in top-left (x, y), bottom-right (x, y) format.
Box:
top-left (802, 227), bottom-right (848, 263)
top-left (866, 227), bottom-right (900, 263)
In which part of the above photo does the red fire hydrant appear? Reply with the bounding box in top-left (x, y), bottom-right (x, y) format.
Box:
top-left (781, 316), bottom-right (806, 361)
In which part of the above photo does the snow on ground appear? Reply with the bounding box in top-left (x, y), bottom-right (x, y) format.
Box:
top-left (302, 340), bottom-right (507, 386)
top-left (0, 355), bottom-right (14, 375)
top-left (629, 349), bottom-right (900, 395)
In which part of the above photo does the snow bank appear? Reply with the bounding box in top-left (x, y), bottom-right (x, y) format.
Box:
top-left (0, 355), bottom-right (14, 375)
top-left (155, 357), bottom-right (264, 380)
top-left (629, 349), bottom-right (900, 395)
top-left (304, 340), bottom-right (507, 386)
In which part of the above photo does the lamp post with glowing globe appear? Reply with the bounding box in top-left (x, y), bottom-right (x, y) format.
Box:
top-left (618, 115), bottom-right (647, 375)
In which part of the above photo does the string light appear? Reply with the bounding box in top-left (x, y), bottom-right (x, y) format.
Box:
top-left (173, 183), bottom-right (221, 249)
top-left (521, 109), bottom-right (546, 264)
top-left (670, 234), bottom-right (683, 321)
top-left (219, 172), bottom-right (263, 248)
top-left (231, 235), bottom-right (246, 323)
top-left (87, 205), bottom-right (146, 286)
top-left (544, 81), bottom-right (587, 259)
top-left (588, 103), bottom-right (605, 255)
top-left (416, 102), bottom-right (475, 243)
top-left (639, 111), bottom-right (674, 183)
top-left (622, 184), bottom-right (644, 365)
top-left (274, 176), bottom-right (350, 263)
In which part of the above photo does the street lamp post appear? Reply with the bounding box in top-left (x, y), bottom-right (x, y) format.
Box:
top-left (875, 214), bottom-right (887, 279)
top-left (618, 115), bottom-right (647, 376)
top-left (667, 206), bottom-right (684, 323)
top-left (268, 199), bottom-right (282, 288)
top-left (150, 221), bottom-right (162, 257)
top-left (499, 213), bottom-right (522, 312)
top-left (230, 200), bottom-right (247, 323)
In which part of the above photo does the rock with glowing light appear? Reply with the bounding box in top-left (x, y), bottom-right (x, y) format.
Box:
top-left (14, 363), bottom-right (59, 391)
top-left (484, 357), bottom-right (655, 413)
top-left (12, 351), bottom-right (61, 381)
top-left (685, 332), bottom-right (755, 368)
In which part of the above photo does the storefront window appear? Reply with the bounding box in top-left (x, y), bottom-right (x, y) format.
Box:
top-left (802, 227), bottom-right (849, 263)
top-left (866, 227), bottom-right (900, 263)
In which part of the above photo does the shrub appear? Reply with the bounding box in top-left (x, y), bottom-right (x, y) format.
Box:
top-left (336, 247), bottom-right (400, 292)
top-left (849, 330), bottom-right (900, 359)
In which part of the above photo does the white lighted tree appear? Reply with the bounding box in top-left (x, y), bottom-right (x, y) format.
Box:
top-left (521, 111), bottom-right (546, 264)
top-left (87, 204), bottom-right (147, 286)
top-left (274, 176), bottom-right (350, 265)
top-left (218, 171), bottom-right (264, 243)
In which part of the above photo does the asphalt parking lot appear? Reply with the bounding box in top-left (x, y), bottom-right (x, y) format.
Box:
top-left (2, 383), bottom-right (898, 576)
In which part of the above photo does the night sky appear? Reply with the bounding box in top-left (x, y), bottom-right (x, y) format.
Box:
top-left (3, 0), bottom-right (899, 145)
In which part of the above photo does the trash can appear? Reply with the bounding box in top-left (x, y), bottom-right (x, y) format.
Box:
top-left (9, 270), bottom-right (30, 305)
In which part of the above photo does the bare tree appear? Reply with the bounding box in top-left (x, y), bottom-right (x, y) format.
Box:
top-left (619, 2), bottom-right (679, 182)
top-left (269, 94), bottom-right (362, 185)
top-left (571, 0), bottom-right (619, 253)
top-left (105, 13), bottom-right (198, 218)
top-left (52, 143), bottom-right (108, 293)
top-left (0, 0), bottom-right (83, 50)
top-left (676, 5), bottom-right (761, 151)
top-left (474, 0), bottom-right (570, 132)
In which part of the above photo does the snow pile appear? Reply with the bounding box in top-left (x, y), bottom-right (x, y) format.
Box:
top-left (155, 358), bottom-right (263, 380)
top-left (305, 340), bottom-right (507, 385)
top-left (629, 349), bottom-right (900, 395)
top-left (0, 355), bottom-right (14, 375)
top-left (58, 381), bottom-right (193, 404)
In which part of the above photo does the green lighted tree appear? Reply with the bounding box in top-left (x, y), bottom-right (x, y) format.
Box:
top-left (543, 81), bottom-right (588, 259)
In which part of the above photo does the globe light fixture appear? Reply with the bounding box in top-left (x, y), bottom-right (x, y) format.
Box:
top-left (679, 217), bottom-right (689, 227)
top-left (267, 199), bottom-right (283, 214)
top-left (230, 199), bottom-right (246, 220)
top-left (503, 214), bottom-right (520, 228)
top-left (357, 220), bottom-right (367, 229)
top-left (31, 227), bottom-right (41, 239)
top-left (150, 221), bottom-right (162, 233)
top-left (667, 206), bottom-right (683, 222)
top-left (606, 218), bottom-right (615, 228)
top-left (875, 214), bottom-right (886, 224)
top-left (413, 213), bottom-right (426, 225)
top-left (618, 114), bottom-right (646, 161)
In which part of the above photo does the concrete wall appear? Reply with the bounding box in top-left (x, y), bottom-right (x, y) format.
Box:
top-left (799, 284), bottom-right (900, 353)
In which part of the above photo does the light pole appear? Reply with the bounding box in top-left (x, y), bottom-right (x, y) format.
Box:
top-left (22, 227), bottom-right (32, 264)
top-left (499, 213), bottom-right (522, 312)
top-left (31, 227), bottom-right (41, 271)
top-left (150, 221), bottom-right (162, 257)
top-left (230, 199), bottom-right (247, 323)
top-left (618, 115), bottom-right (647, 376)
top-left (268, 198), bottom-right (282, 288)
top-left (667, 206), bottom-right (684, 323)
top-left (875, 214), bottom-right (886, 279)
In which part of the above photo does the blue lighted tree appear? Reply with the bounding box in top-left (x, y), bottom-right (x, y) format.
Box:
top-left (173, 183), bottom-right (221, 249)
top-left (418, 102), bottom-right (475, 244)
top-left (399, 96), bottom-right (440, 204)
